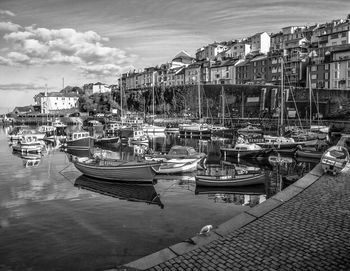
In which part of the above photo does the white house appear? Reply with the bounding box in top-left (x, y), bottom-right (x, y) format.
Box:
top-left (250, 32), bottom-right (271, 54)
top-left (92, 82), bottom-right (111, 94)
top-left (35, 92), bottom-right (79, 113)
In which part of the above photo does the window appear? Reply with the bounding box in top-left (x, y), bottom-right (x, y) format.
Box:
top-left (311, 66), bottom-right (317, 71)
top-left (311, 74), bottom-right (317, 80)
top-left (341, 32), bottom-right (347, 37)
top-left (331, 33), bottom-right (339, 39)
top-left (325, 64), bottom-right (329, 70)
top-left (348, 60), bottom-right (350, 68)
top-left (348, 70), bottom-right (350, 78)
top-left (325, 73), bottom-right (329, 80)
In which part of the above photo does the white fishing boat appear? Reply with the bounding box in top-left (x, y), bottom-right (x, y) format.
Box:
top-left (156, 158), bottom-right (203, 174)
top-left (12, 134), bottom-right (45, 153)
top-left (220, 142), bottom-right (271, 159)
top-left (321, 145), bottom-right (349, 175)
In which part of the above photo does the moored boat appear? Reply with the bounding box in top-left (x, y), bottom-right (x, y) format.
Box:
top-left (65, 131), bottom-right (94, 151)
top-left (145, 145), bottom-right (206, 163)
top-left (73, 157), bottom-right (161, 181)
top-left (195, 173), bottom-right (265, 187)
top-left (12, 134), bottom-right (45, 153)
top-left (320, 145), bottom-right (349, 175)
top-left (220, 142), bottom-right (271, 159)
top-left (156, 158), bottom-right (203, 174)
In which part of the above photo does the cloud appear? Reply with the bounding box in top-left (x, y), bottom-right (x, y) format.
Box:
top-left (0, 10), bottom-right (15, 17)
top-left (0, 83), bottom-right (41, 91)
top-left (0, 21), bottom-right (21, 32)
top-left (0, 55), bottom-right (11, 65)
top-left (80, 63), bottom-right (126, 77)
top-left (0, 24), bottom-right (137, 80)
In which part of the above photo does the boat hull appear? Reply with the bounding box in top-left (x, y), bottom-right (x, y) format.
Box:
top-left (220, 147), bottom-right (271, 159)
top-left (74, 159), bottom-right (160, 181)
top-left (295, 149), bottom-right (322, 160)
top-left (66, 137), bottom-right (94, 150)
top-left (195, 173), bottom-right (265, 187)
top-left (156, 159), bottom-right (201, 174)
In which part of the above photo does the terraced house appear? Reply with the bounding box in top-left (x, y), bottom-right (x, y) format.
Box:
top-left (118, 14), bottom-right (350, 92)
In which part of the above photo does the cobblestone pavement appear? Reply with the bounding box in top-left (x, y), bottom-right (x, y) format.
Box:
top-left (134, 167), bottom-right (350, 271)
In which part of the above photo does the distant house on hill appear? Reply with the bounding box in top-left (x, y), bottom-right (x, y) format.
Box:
top-left (12, 105), bottom-right (36, 115)
top-left (83, 82), bottom-right (111, 95)
top-left (34, 92), bottom-right (79, 114)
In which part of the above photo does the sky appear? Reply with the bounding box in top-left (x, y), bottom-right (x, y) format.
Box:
top-left (0, 0), bottom-right (349, 113)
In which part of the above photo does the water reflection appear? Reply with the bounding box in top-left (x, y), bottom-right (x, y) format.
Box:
top-left (74, 175), bottom-right (164, 209)
top-left (195, 184), bottom-right (266, 207)
top-left (11, 151), bottom-right (42, 167)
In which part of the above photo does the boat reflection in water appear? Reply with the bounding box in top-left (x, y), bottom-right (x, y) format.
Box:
top-left (12, 151), bottom-right (43, 168)
top-left (74, 175), bottom-right (164, 209)
top-left (195, 184), bottom-right (266, 207)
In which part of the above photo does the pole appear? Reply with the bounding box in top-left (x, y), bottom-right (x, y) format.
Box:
top-left (308, 67), bottom-right (312, 127)
top-left (280, 57), bottom-right (284, 130)
top-left (221, 85), bottom-right (225, 126)
top-left (241, 90), bottom-right (244, 118)
top-left (120, 83), bottom-right (123, 118)
top-left (152, 71), bottom-right (155, 117)
top-left (198, 66), bottom-right (201, 119)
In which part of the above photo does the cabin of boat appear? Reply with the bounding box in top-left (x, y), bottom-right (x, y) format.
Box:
top-left (12, 134), bottom-right (44, 153)
top-left (65, 131), bottom-right (94, 150)
top-left (220, 142), bottom-right (270, 159)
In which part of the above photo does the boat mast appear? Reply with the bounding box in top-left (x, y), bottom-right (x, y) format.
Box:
top-left (152, 71), bottom-right (156, 117)
top-left (198, 65), bottom-right (201, 119)
top-left (120, 83), bottom-right (123, 118)
top-left (221, 85), bottom-right (225, 126)
top-left (308, 69), bottom-right (312, 128)
top-left (280, 56), bottom-right (284, 135)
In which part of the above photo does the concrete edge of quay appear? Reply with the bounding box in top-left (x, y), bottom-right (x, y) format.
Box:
top-left (116, 163), bottom-right (324, 271)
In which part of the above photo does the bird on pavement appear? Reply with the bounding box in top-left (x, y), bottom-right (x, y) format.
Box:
top-left (198, 224), bottom-right (213, 235)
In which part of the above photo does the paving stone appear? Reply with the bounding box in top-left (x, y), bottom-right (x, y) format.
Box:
top-left (245, 198), bottom-right (283, 218)
top-left (132, 169), bottom-right (350, 271)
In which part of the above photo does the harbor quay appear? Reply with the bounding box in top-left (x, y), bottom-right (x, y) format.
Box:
top-left (115, 164), bottom-right (350, 271)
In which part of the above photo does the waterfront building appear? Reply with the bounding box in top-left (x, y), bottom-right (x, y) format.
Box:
top-left (12, 106), bottom-right (37, 116)
top-left (250, 32), bottom-right (271, 55)
top-left (209, 59), bottom-right (237, 85)
top-left (34, 92), bottom-right (79, 114)
top-left (250, 55), bottom-right (270, 85)
top-left (83, 82), bottom-right (112, 95)
top-left (225, 42), bottom-right (251, 59)
top-left (185, 62), bottom-right (201, 85)
top-left (235, 60), bottom-right (253, 85)
top-left (195, 43), bottom-right (228, 61)
top-left (329, 46), bottom-right (350, 90)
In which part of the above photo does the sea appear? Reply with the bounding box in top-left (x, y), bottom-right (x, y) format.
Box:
top-left (0, 126), bottom-right (318, 270)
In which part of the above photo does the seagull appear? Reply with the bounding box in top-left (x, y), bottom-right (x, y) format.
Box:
top-left (199, 224), bottom-right (213, 235)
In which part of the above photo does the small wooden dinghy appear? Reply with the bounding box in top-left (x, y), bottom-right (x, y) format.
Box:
top-left (195, 173), bottom-right (265, 187)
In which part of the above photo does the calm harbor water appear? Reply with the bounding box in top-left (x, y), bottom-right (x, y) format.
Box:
top-left (0, 126), bottom-right (317, 270)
